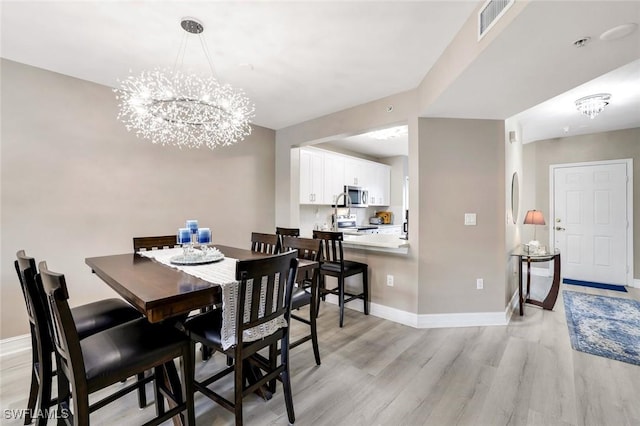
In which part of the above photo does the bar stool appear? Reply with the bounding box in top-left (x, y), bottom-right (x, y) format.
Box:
top-left (275, 227), bottom-right (300, 253)
top-left (312, 230), bottom-right (369, 327)
top-left (281, 235), bottom-right (322, 365)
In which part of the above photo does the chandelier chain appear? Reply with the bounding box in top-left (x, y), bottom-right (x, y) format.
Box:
top-left (198, 34), bottom-right (218, 79)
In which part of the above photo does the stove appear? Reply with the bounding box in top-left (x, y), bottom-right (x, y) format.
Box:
top-left (333, 214), bottom-right (378, 233)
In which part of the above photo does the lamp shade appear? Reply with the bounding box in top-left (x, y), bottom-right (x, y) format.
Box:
top-left (523, 210), bottom-right (545, 225)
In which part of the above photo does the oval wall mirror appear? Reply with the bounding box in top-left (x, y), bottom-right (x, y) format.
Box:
top-left (511, 172), bottom-right (519, 224)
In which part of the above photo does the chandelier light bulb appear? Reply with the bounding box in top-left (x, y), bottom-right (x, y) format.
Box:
top-left (575, 93), bottom-right (611, 119)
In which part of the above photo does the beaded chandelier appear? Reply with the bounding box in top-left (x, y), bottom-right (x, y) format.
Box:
top-left (114, 19), bottom-right (255, 149)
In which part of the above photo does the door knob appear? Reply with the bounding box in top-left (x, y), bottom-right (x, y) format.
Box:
top-left (555, 226), bottom-right (565, 231)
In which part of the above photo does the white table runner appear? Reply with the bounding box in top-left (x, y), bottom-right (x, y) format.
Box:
top-left (138, 247), bottom-right (287, 350)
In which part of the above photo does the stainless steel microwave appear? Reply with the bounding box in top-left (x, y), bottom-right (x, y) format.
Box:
top-left (343, 185), bottom-right (368, 208)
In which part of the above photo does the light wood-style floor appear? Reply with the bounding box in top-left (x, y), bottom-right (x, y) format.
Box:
top-left (1, 284), bottom-right (639, 425)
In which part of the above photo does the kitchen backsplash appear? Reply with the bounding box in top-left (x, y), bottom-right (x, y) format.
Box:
top-left (298, 204), bottom-right (403, 238)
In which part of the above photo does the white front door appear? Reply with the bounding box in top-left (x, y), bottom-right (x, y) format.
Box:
top-left (552, 160), bottom-right (631, 285)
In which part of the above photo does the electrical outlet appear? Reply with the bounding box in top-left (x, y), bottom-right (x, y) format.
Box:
top-left (387, 274), bottom-right (394, 287)
top-left (464, 213), bottom-right (477, 226)
top-left (476, 278), bottom-right (484, 290)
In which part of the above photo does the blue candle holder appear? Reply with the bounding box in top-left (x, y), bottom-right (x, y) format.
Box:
top-left (177, 228), bottom-right (191, 244)
top-left (186, 219), bottom-right (198, 233)
top-left (186, 220), bottom-right (198, 245)
top-left (178, 227), bottom-right (194, 258)
top-left (198, 228), bottom-right (211, 245)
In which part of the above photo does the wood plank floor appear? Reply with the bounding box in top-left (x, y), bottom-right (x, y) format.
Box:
top-left (1, 284), bottom-right (639, 425)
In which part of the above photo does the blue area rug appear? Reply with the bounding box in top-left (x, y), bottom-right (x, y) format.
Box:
top-left (563, 278), bottom-right (627, 292)
top-left (563, 290), bottom-right (640, 366)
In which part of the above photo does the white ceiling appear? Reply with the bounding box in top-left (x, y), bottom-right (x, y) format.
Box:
top-left (1, 1), bottom-right (639, 155)
top-left (321, 125), bottom-right (409, 158)
top-left (511, 58), bottom-right (640, 144)
top-left (0, 0), bottom-right (477, 130)
top-left (422, 0), bottom-right (640, 143)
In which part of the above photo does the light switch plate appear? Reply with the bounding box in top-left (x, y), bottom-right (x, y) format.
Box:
top-left (464, 213), bottom-right (477, 226)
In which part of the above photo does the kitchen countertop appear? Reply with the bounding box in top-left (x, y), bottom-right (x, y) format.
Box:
top-left (342, 233), bottom-right (409, 253)
top-left (341, 224), bottom-right (403, 233)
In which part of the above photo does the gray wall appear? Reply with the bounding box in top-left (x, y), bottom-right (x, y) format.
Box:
top-left (276, 92), bottom-right (509, 317)
top-left (522, 127), bottom-right (640, 278)
top-left (418, 118), bottom-right (506, 314)
top-left (1, 60), bottom-right (276, 339)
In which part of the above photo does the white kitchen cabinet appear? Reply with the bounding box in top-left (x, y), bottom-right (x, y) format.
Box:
top-left (375, 225), bottom-right (402, 235)
top-left (368, 163), bottom-right (391, 206)
top-left (323, 151), bottom-right (345, 204)
top-left (299, 148), bottom-right (324, 204)
top-left (344, 158), bottom-right (367, 187)
top-left (299, 147), bottom-right (391, 207)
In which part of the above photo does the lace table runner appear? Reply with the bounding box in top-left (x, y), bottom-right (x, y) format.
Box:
top-left (138, 247), bottom-right (287, 350)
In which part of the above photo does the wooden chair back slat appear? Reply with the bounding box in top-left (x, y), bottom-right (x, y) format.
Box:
top-left (281, 236), bottom-right (321, 262)
top-left (275, 227), bottom-right (300, 254)
top-left (275, 227), bottom-right (300, 237)
top-left (37, 261), bottom-right (82, 385)
top-left (234, 252), bottom-right (297, 339)
top-left (313, 230), bottom-right (344, 268)
top-left (250, 232), bottom-right (279, 255)
top-left (15, 251), bottom-right (41, 329)
top-left (133, 235), bottom-right (179, 251)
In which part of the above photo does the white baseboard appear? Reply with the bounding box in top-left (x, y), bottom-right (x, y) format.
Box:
top-left (322, 294), bottom-right (418, 327)
top-left (0, 334), bottom-right (30, 357)
top-left (322, 294), bottom-right (509, 329)
top-left (506, 289), bottom-right (519, 321)
top-left (633, 279), bottom-right (640, 289)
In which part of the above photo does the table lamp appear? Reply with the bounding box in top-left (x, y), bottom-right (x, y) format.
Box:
top-left (523, 209), bottom-right (545, 250)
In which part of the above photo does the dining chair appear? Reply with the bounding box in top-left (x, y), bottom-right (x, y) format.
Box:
top-left (37, 260), bottom-right (195, 426)
top-left (280, 235), bottom-right (322, 365)
top-left (182, 251), bottom-right (298, 426)
top-left (275, 227), bottom-right (300, 254)
top-left (14, 250), bottom-right (145, 426)
top-left (250, 232), bottom-right (279, 255)
top-left (133, 235), bottom-right (216, 361)
top-left (312, 230), bottom-right (369, 327)
top-left (133, 235), bottom-right (179, 251)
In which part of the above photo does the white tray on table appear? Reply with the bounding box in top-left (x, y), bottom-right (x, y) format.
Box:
top-left (170, 249), bottom-right (224, 265)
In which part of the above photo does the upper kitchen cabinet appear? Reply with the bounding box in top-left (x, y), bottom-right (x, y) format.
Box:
top-left (299, 147), bottom-right (390, 206)
top-left (299, 148), bottom-right (324, 204)
top-left (368, 162), bottom-right (391, 206)
top-left (344, 157), bottom-right (367, 187)
top-left (323, 151), bottom-right (345, 204)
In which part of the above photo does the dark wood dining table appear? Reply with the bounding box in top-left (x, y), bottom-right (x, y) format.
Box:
top-left (85, 245), bottom-right (318, 323)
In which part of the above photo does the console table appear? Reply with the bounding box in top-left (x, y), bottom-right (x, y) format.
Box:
top-left (511, 247), bottom-right (561, 316)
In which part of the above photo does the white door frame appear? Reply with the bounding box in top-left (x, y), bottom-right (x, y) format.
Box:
top-left (549, 159), bottom-right (635, 287)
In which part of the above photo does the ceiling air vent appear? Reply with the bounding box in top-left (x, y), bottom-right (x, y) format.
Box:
top-left (478, 0), bottom-right (514, 40)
